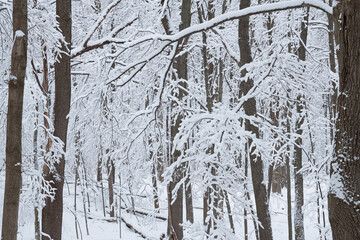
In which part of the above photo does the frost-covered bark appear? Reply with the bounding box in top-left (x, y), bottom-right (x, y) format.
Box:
top-left (329, 1), bottom-right (360, 239)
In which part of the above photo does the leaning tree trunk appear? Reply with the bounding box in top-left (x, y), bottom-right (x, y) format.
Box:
top-left (41, 0), bottom-right (71, 238)
top-left (328, 1), bottom-right (360, 239)
top-left (238, 0), bottom-right (273, 239)
top-left (1, 0), bottom-right (27, 239)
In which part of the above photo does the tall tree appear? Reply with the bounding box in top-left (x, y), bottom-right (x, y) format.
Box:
top-left (329, 1), bottom-right (360, 239)
top-left (167, 0), bottom-right (191, 239)
top-left (293, 7), bottom-right (309, 240)
top-left (1, 0), bottom-right (27, 239)
top-left (41, 0), bottom-right (71, 238)
top-left (238, 0), bottom-right (273, 239)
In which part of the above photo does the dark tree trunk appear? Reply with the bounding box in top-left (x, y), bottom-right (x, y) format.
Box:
top-left (224, 190), bottom-right (235, 233)
top-left (185, 177), bottom-right (194, 223)
top-left (1, 0), bottom-right (27, 239)
top-left (268, 101), bottom-right (286, 196)
top-left (41, 0), bottom-right (71, 238)
top-left (327, 0), bottom-right (337, 148)
top-left (286, 146), bottom-right (293, 240)
top-left (185, 141), bottom-right (193, 223)
top-left (152, 160), bottom-right (160, 210)
top-left (107, 153), bottom-right (115, 217)
top-left (271, 164), bottom-right (286, 194)
top-left (238, 0), bottom-right (273, 239)
top-left (167, 1), bottom-right (191, 239)
top-left (293, 8), bottom-right (309, 240)
top-left (285, 105), bottom-right (293, 240)
top-left (97, 145), bottom-right (102, 182)
top-left (328, 1), bottom-right (360, 239)
top-left (33, 106), bottom-right (41, 240)
top-left (294, 116), bottom-right (305, 240)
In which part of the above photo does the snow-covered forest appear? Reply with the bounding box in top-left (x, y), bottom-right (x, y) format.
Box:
top-left (0, 0), bottom-right (359, 239)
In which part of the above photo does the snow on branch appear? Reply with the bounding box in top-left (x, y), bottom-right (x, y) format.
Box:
top-left (94, 0), bottom-right (332, 88)
top-left (106, 42), bottom-right (172, 85)
top-left (124, 0), bottom-right (332, 48)
top-left (71, 18), bottom-right (137, 58)
top-left (82, 0), bottom-right (122, 47)
top-left (159, 0), bottom-right (332, 43)
top-left (71, 0), bottom-right (332, 61)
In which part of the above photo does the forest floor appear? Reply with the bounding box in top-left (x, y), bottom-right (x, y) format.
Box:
top-left (0, 178), bottom-right (329, 239)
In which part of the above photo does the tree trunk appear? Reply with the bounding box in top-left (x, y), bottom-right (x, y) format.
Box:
top-left (286, 109), bottom-right (293, 240)
top-left (97, 143), bottom-right (102, 182)
top-left (167, 0), bottom-right (191, 239)
top-left (238, 0), bottom-right (273, 239)
top-left (145, 97), bottom-right (160, 211)
top-left (1, 0), bottom-right (27, 239)
top-left (328, 2), bottom-right (360, 239)
top-left (327, 0), bottom-right (337, 168)
top-left (152, 161), bottom-right (160, 210)
top-left (41, 0), bottom-right (71, 238)
top-left (98, 138), bottom-right (106, 217)
top-left (272, 164), bottom-right (286, 194)
top-left (185, 176), bottom-right (194, 223)
top-left (268, 100), bottom-right (286, 196)
top-left (33, 105), bottom-right (41, 240)
top-left (107, 152), bottom-right (115, 218)
top-left (74, 164), bottom-right (79, 239)
top-left (294, 8), bottom-right (309, 240)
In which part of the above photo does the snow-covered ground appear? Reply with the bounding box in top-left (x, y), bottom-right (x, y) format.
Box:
top-left (0, 179), bottom-right (166, 240)
top-left (0, 177), bottom-right (329, 240)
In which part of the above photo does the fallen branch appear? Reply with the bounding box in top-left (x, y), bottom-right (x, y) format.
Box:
top-left (94, 216), bottom-right (149, 239)
top-left (120, 217), bottom-right (148, 239)
top-left (120, 206), bottom-right (167, 221)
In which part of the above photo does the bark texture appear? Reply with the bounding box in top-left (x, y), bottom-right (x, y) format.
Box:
top-left (1, 0), bottom-right (27, 239)
top-left (41, 0), bottom-right (71, 238)
top-left (238, 0), bottom-right (273, 239)
top-left (329, 1), bottom-right (360, 239)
